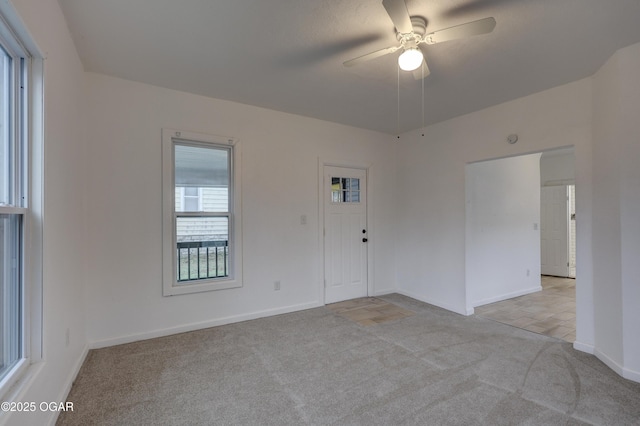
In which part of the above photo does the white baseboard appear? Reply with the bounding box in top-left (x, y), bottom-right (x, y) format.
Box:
top-left (622, 366), bottom-right (640, 383)
top-left (395, 289), bottom-right (468, 316)
top-left (89, 301), bottom-right (323, 349)
top-left (590, 348), bottom-right (639, 383)
top-left (472, 286), bottom-right (542, 308)
top-left (373, 288), bottom-right (395, 297)
top-left (594, 348), bottom-right (625, 379)
top-left (48, 344), bottom-right (90, 425)
top-left (573, 340), bottom-right (595, 354)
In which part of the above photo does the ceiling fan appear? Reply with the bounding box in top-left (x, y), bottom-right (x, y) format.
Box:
top-left (343, 0), bottom-right (496, 79)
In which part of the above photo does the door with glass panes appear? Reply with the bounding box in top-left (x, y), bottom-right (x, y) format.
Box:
top-left (324, 166), bottom-right (368, 304)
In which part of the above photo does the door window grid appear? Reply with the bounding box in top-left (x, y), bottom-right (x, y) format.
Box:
top-left (331, 177), bottom-right (360, 203)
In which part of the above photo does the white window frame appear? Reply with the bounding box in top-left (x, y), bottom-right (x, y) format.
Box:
top-left (0, 3), bottom-right (43, 401)
top-left (162, 128), bottom-right (242, 296)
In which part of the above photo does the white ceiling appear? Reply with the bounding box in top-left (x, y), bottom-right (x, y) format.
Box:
top-left (58, 0), bottom-right (640, 135)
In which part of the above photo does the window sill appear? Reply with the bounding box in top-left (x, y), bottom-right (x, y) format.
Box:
top-left (0, 359), bottom-right (44, 409)
top-left (163, 278), bottom-right (242, 296)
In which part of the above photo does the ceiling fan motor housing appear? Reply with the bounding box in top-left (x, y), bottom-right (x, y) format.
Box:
top-left (343, 0), bottom-right (495, 76)
top-left (396, 16), bottom-right (427, 48)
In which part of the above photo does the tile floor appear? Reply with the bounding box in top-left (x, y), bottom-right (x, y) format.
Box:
top-left (327, 297), bottom-right (415, 326)
top-left (474, 275), bottom-right (576, 342)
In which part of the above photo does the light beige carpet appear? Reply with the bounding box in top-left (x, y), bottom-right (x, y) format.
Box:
top-left (58, 294), bottom-right (640, 425)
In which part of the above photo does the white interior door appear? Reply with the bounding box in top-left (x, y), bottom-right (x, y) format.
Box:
top-left (324, 166), bottom-right (368, 304)
top-left (568, 185), bottom-right (576, 278)
top-left (541, 185), bottom-right (570, 277)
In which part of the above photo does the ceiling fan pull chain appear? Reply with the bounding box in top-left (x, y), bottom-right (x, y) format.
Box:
top-left (422, 62), bottom-right (425, 136)
top-left (397, 65), bottom-right (400, 138)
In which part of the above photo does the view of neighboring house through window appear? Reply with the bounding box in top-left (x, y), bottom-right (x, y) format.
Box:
top-left (175, 143), bottom-right (230, 282)
top-left (181, 186), bottom-right (201, 212)
top-left (162, 129), bottom-right (241, 296)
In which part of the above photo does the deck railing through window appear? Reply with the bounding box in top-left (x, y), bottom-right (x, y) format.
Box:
top-left (176, 240), bottom-right (228, 282)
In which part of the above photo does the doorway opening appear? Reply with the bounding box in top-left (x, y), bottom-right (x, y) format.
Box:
top-left (467, 147), bottom-right (576, 342)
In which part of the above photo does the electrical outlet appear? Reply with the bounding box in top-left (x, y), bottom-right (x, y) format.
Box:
top-left (274, 281), bottom-right (281, 291)
top-left (65, 328), bottom-right (70, 347)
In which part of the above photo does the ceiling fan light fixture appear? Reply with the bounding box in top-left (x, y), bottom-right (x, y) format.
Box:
top-left (398, 47), bottom-right (423, 71)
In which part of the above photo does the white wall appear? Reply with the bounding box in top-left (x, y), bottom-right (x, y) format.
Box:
top-left (3, 7), bottom-right (640, 423)
top-left (466, 154), bottom-right (542, 309)
top-left (591, 49), bottom-right (623, 370)
top-left (83, 73), bottom-right (397, 346)
top-left (397, 40), bottom-right (640, 382)
top-left (3, 1), bottom-right (88, 425)
top-left (617, 43), bottom-right (640, 381)
top-left (540, 151), bottom-right (575, 186)
top-left (396, 78), bottom-right (593, 319)
top-left (591, 42), bottom-right (640, 380)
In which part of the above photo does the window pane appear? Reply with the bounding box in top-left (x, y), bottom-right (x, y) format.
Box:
top-left (184, 187), bottom-right (198, 197)
top-left (174, 144), bottom-right (228, 212)
top-left (176, 216), bottom-right (228, 281)
top-left (183, 197), bottom-right (198, 212)
top-left (330, 176), bottom-right (361, 203)
top-left (0, 50), bottom-right (11, 206)
top-left (0, 213), bottom-right (21, 381)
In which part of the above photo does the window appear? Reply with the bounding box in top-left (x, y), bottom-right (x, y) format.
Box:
top-left (0, 9), bottom-right (35, 394)
top-left (331, 177), bottom-right (360, 203)
top-left (162, 129), bottom-right (242, 295)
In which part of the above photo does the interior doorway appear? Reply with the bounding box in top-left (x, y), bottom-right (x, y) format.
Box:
top-left (541, 185), bottom-right (572, 277)
top-left (568, 185), bottom-right (576, 278)
top-left (539, 148), bottom-right (576, 279)
top-left (468, 147), bottom-right (577, 342)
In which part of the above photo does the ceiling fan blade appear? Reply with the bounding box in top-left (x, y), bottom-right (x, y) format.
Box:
top-left (382, 0), bottom-right (413, 34)
top-left (413, 46), bottom-right (430, 80)
top-left (424, 17), bottom-right (496, 44)
top-left (343, 45), bottom-right (399, 67)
